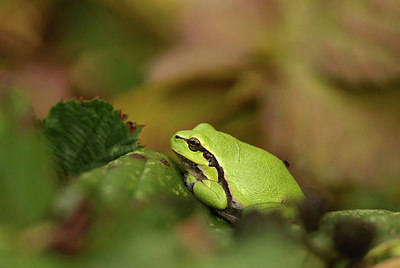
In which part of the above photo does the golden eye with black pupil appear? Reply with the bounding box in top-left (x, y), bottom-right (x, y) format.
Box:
top-left (188, 137), bottom-right (201, 151)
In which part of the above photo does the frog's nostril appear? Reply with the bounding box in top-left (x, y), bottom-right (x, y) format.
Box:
top-left (175, 135), bottom-right (184, 140)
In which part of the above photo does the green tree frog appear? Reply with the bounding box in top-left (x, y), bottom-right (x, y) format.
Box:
top-left (170, 123), bottom-right (304, 223)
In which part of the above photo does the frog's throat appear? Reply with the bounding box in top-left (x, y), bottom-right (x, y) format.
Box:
top-left (173, 136), bottom-right (244, 219)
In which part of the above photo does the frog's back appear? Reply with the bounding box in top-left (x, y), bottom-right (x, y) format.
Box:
top-left (220, 140), bottom-right (304, 207)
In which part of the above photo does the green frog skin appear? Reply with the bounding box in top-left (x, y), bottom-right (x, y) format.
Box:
top-left (171, 123), bottom-right (304, 223)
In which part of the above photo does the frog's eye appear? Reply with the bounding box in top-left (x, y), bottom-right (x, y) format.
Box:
top-left (188, 137), bottom-right (201, 151)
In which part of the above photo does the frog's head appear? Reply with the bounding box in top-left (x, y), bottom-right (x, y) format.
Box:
top-left (170, 123), bottom-right (219, 181)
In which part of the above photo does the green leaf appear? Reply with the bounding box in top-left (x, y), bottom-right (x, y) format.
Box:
top-left (0, 91), bottom-right (55, 226)
top-left (60, 147), bottom-right (194, 211)
top-left (309, 209), bottom-right (400, 258)
top-left (126, 147), bottom-right (193, 201)
top-left (41, 99), bottom-right (142, 180)
top-left (321, 209), bottom-right (400, 244)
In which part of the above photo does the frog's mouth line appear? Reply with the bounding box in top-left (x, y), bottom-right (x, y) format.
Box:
top-left (173, 135), bottom-right (244, 223)
top-left (172, 151), bottom-right (208, 189)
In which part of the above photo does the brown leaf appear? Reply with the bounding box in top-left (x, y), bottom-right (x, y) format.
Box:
top-left (148, 0), bottom-right (282, 82)
top-left (304, 0), bottom-right (400, 86)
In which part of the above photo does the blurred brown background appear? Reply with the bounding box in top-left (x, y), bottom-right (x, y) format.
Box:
top-left (1, 0), bottom-right (399, 209)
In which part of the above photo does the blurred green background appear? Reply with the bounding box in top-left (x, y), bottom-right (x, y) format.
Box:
top-left (1, 0), bottom-right (400, 214)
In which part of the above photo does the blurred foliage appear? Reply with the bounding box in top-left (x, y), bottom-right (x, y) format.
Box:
top-left (0, 90), bottom-right (55, 227)
top-left (0, 0), bottom-right (168, 116)
top-left (1, 0), bottom-right (400, 266)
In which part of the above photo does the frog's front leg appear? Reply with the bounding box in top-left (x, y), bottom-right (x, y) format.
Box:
top-left (184, 173), bottom-right (227, 210)
top-left (192, 179), bottom-right (228, 210)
